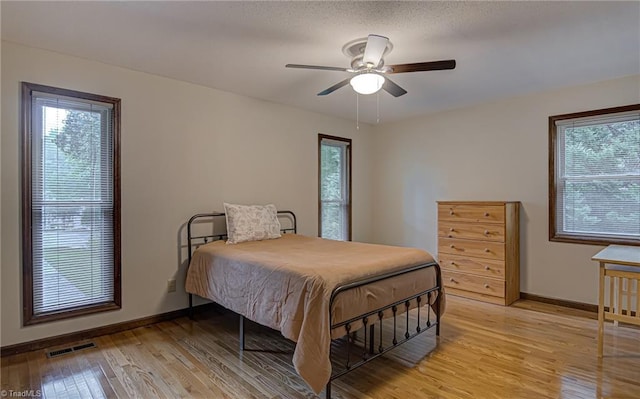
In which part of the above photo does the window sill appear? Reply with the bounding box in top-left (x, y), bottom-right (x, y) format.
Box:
top-left (24, 301), bottom-right (121, 326)
top-left (550, 233), bottom-right (640, 247)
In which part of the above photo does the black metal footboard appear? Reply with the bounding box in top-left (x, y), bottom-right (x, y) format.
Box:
top-left (325, 261), bottom-right (442, 398)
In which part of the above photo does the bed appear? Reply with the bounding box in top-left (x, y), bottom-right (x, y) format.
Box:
top-left (184, 209), bottom-right (443, 398)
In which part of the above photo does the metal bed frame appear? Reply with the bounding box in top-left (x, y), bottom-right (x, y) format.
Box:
top-left (186, 211), bottom-right (442, 398)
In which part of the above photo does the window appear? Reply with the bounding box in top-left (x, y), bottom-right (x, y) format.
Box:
top-left (549, 104), bottom-right (639, 246)
top-left (21, 82), bottom-right (121, 325)
top-left (318, 134), bottom-right (351, 241)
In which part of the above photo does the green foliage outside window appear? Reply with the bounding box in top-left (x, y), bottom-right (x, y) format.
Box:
top-left (561, 119), bottom-right (639, 237)
top-left (320, 140), bottom-right (349, 240)
top-left (42, 109), bottom-right (108, 299)
top-left (44, 110), bottom-right (103, 203)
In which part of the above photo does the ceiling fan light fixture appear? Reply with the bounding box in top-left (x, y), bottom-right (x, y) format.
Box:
top-left (349, 73), bottom-right (385, 95)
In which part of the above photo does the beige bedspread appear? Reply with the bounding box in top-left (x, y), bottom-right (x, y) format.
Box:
top-left (185, 234), bottom-right (442, 394)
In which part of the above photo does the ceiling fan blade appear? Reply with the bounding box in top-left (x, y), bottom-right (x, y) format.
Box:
top-left (382, 77), bottom-right (407, 97)
top-left (388, 60), bottom-right (456, 74)
top-left (317, 78), bottom-right (351, 96)
top-left (363, 34), bottom-right (389, 66)
top-left (286, 64), bottom-right (348, 72)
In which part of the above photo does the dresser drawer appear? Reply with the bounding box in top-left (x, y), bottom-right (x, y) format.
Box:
top-left (438, 204), bottom-right (505, 224)
top-left (438, 238), bottom-right (505, 260)
top-left (438, 221), bottom-right (505, 242)
top-left (443, 270), bottom-right (505, 298)
top-left (439, 254), bottom-right (505, 279)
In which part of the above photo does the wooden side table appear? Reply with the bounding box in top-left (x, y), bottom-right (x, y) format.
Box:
top-left (592, 245), bottom-right (640, 357)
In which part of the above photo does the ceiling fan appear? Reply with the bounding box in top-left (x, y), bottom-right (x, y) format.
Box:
top-left (286, 34), bottom-right (456, 97)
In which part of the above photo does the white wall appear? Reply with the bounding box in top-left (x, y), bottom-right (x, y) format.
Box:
top-left (0, 41), bottom-right (374, 346)
top-left (370, 74), bottom-right (640, 304)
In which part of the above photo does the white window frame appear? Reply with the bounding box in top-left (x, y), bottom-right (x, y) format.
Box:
top-left (549, 104), bottom-right (640, 246)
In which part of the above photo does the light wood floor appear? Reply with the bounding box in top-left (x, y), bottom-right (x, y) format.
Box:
top-left (2, 296), bottom-right (639, 398)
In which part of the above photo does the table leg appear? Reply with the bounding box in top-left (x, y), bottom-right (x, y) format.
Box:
top-left (598, 262), bottom-right (605, 358)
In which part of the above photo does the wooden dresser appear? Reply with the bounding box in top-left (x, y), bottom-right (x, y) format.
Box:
top-left (437, 201), bottom-right (520, 305)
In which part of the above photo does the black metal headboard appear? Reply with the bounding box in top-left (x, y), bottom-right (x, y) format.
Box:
top-left (186, 210), bottom-right (297, 265)
top-left (185, 210), bottom-right (296, 315)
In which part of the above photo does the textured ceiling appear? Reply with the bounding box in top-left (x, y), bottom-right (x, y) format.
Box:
top-left (2, 1), bottom-right (639, 124)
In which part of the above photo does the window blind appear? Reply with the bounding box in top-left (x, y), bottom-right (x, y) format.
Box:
top-left (30, 92), bottom-right (115, 314)
top-left (320, 137), bottom-right (351, 241)
top-left (555, 112), bottom-right (640, 240)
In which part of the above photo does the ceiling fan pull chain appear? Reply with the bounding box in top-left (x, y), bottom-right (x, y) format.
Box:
top-left (377, 92), bottom-right (380, 123)
top-left (356, 93), bottom-right (360, 130)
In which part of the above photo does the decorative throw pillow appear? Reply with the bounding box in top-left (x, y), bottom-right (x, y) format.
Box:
top-left (223, 203), bottom-right (282, 244)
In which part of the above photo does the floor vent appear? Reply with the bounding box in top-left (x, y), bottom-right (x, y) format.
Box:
top-left (46, 342), bottom-right (96, 358)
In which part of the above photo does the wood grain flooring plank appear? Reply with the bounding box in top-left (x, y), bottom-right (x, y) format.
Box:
top-left (98, 335), bottom-right (146, 398)
top-left (82, 337), bottom-right (126, 399)
top-left (72, 351), bottom-right (111, 399)
top-left (114, 329), bottom-right (176, 399)
top-left (130, 326), bottom-right (209, 398)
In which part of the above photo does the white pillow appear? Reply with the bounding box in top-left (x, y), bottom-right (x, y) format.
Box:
top-left (223, 203), bottom-right (282, 244)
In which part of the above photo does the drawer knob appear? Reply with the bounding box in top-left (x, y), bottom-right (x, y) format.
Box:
top-left (451, 261), bottom-right (456, 266)
top-left (450, 278), bottom-right (456, 283)
top-left (450, 244), bottom-right (455, 248)
top-left (484, 212), bottom-right (490, 217)
top-left (484, 230), bottom-right (490, 235)
top-left (484, 248), bottom-right (491, 252)
top-left (449, 228), bottom-right (455, 232)
top-left (449, 210), bottom-right (455, 215)
top-left (485, 266), bottom-right (491, 270)
top-left (484, 284), bottom-right (490, 289)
